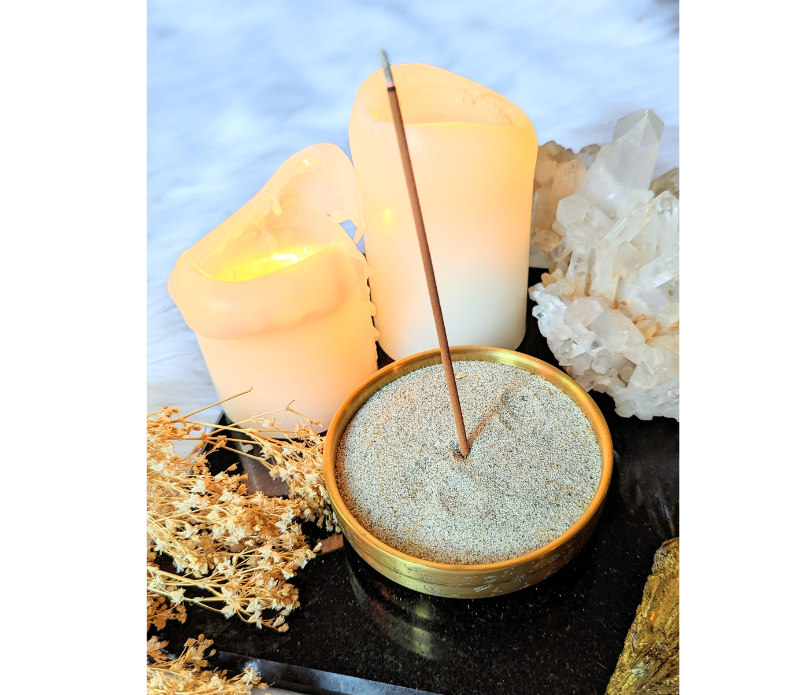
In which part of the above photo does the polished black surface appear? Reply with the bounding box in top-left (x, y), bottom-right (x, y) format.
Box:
top-left (154, 268), bottom-right (679, 695)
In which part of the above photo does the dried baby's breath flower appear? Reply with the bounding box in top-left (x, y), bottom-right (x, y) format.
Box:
top-left (147, 634), bottom-right (268, 693)
top-left (147, 393), bottom-right (335, 633)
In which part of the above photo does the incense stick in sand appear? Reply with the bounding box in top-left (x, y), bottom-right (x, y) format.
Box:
top-left (378, 49), bottom-right (471, 458)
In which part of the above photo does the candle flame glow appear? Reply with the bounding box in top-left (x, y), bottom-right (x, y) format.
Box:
top-left (271, 253), bottom-right (299, 263)
top-left (230, 252), bottom-right (302, 282)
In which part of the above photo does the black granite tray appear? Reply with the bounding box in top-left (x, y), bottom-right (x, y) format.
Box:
top-left (153, 268), bottom-right (679, 695)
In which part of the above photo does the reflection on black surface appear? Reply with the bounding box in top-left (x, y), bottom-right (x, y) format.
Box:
top-left (615, 444), bottom-right (679, 539)
top-left (345, 543), bottom-right (456, 661)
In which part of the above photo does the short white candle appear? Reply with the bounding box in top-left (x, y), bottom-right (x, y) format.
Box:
top-left (169, 144), bottom-right (378, 432)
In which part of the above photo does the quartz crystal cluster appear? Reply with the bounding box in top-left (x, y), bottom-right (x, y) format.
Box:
top-left (529, 109), bottom-right (679, 420)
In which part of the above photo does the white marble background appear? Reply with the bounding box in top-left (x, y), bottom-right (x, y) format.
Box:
top-left (148, 0), bottom-right (679, 422)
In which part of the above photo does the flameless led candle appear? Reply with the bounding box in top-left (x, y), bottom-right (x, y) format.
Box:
top-left (349, 63), bottom-right (538, 360)
top-left (169, 143), bottom-right (378, 432)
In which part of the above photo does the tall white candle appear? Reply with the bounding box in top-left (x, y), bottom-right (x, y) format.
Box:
top-left (349, 63), bottom-right (538, 360)
top-left (169, 144), bottom-right (378, 432)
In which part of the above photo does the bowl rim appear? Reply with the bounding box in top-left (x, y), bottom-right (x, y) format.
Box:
top-left (323, 345), bottom-right (614, 574)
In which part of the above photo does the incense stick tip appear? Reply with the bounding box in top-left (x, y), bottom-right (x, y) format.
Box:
top-left (378, 49), bottom-right (393, 87)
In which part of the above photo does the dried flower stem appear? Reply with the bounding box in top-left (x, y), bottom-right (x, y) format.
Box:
top-left (147, 398), bottom-right (336, 636)
top-left (147, 634), bottom-right (268, 693)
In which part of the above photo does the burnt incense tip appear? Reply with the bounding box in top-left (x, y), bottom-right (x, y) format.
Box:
top-left (378, 49), bottom-right (394, 87)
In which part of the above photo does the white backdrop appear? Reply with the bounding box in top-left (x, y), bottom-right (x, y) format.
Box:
top-left (147, 0), bottom-right (679, 421)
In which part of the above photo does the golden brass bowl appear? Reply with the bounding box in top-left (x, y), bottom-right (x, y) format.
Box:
top-left (323, 346), bottom-right (613, 598)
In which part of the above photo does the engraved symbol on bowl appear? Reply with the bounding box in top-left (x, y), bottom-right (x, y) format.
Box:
top-left (473, 575), bottom-right (497, 592)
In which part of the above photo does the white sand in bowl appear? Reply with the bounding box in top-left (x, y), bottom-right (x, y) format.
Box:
top-left (335, 360), bottom-right (603, 564)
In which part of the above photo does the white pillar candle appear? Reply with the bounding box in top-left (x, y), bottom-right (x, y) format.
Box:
top-left (349, 63), bottom-right (538, 360)
top-left (169, 144), bottom-right (378, 432)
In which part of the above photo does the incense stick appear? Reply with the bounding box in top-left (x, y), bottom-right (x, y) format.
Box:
top-left (378, 49), bottom-right (471, 458)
